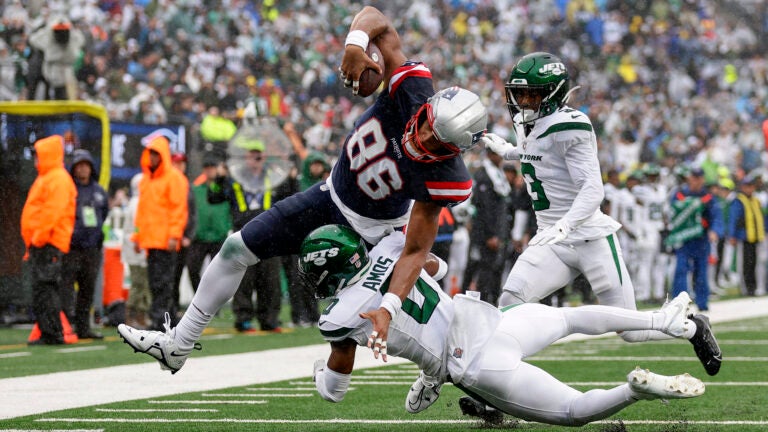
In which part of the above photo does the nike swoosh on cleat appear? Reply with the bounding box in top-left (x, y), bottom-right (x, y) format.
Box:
top-left (407, 389), bottom-right (421, 407)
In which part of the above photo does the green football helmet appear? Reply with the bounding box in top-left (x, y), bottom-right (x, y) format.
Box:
top-left (505, 52), bottom-right (571, 124)
top-left (643, 163), bottom-right (661, 177)
top-left (298, 225), bottom-right (370, 298)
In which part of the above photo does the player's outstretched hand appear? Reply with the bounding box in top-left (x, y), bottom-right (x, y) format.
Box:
top-left (481, 133), bottom-right (517, 160)
top-left (360, 308), bottom-right (391, 362)
top-left (529, 219), bottom-right (571, 246)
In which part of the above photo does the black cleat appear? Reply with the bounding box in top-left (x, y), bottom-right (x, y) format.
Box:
top-left (459, 396), bottom-right (504, 425)
top-left (688, 314), bottom-right (722, 376)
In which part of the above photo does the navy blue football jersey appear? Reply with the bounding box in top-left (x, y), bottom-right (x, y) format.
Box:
top-left (331, 62), bottom-right (473, 220)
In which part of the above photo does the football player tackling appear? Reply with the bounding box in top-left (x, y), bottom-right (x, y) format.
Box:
top-left (303, 225), bottom-right (705, 426)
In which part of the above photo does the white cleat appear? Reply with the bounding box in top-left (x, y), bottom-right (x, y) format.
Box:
top-left (627, 367), bottom-right (705, 400)
top-left (658, 292), bottom-right (692, 337)
top-left (117, 312), bottom-right (200, 374)
top-left (405, 372), bottom-right (443, 413)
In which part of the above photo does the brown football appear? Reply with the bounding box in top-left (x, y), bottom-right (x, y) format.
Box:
top-left (357, 42), bottom-right (385, 97)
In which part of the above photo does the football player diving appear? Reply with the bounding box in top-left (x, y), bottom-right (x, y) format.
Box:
top-left (303, 224), bottom-right (706, 426)
top-left (117, 6), bottom-right (488, 375)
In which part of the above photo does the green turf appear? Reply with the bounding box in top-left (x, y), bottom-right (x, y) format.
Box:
top-left (2, 313), bottom-right (767, 431)
top-left (0, 307), bottom-right (326, 378)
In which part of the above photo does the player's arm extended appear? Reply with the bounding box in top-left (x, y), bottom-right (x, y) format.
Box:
top-left (314, 339), bottom-right (357, 402)
top-left (482, 132), bottom-right (519, 160)
top-left (360, 200), bottom-right (442, 360)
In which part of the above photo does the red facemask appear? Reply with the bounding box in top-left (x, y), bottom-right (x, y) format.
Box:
top-left (401, 104), bottom-right (460, 163)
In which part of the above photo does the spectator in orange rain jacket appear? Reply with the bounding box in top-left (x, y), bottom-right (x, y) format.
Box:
top-left (132, 136), bottom-right (188, 330)
top-left (20, 135), bottom-right (77, 345)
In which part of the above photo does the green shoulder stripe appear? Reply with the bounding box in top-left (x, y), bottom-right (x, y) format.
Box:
top-left (499, 303), bottom-right (522, 313)
top-left (538, 122), bottom-right (593, 139)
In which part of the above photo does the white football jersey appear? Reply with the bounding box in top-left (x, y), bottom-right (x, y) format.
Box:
top-left (318, 231), bottom-right (454, 378)
top-left (616, 186), bottom-right (641, 239)
top-left (632, 182), bottom-right (669, 234)
top-left (510, 107), bottom-right (620, 241)
top-left (603, 181), bottom-right (626, 223)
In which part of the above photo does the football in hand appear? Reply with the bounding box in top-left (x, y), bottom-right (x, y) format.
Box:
top-left (357, 42), bottom-right (385, 97)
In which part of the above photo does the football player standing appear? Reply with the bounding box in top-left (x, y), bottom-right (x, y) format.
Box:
top-left (451, 53), bottom-right (722, 420)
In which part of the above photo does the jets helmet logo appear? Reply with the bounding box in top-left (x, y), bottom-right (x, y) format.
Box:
top-left (302, 247), bottom-right (339, 266)
top-left (539, 62), bottom-right (566, 76)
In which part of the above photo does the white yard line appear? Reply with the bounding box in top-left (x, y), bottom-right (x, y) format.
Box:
top-left (1, 295), bottom-right (767, 420)
top-left (32, 418), bottom-right (768, 426)
top-left (289, 379), bottom-right (768, 387)
top-left (200, 393), bottom-right (313, 397)
top-left (0, 344), bottom-right (407, 420)
top-left (0, 430), bottom-right (104, 432)
top-left (531, 356), bottom-right (768, 361)
top-left (148, 400), bottom-right (268, 405)
top-left (95, 408), bottom-right (218, 412)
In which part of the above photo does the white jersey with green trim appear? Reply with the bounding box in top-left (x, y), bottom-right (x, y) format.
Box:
top-left (511, 107), bottom-right (620, 241)
top-left (317, 231), bottom-right (454, 379)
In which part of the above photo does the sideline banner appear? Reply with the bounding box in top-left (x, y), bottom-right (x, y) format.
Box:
top-left (109, 122), bottom-right (186, 189)
top-left (0, 102), bottom-right (110, 286)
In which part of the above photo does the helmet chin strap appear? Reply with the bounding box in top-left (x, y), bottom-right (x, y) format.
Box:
top-left (562, 85), bottom-right (581, 105)
top-left (521, 109), bottom-right (538, 123)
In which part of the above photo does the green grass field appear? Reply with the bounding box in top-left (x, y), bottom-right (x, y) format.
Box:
top-left (1, 308), bottom-right (767, 432)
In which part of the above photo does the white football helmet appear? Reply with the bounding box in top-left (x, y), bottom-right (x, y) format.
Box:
top-left (402, 86), bottom-right (488, 163)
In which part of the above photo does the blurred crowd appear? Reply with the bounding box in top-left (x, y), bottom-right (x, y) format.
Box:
top-left (1, 0), bottom-right (766, 176)
top-left (3, 0), bottom-right (768, 328)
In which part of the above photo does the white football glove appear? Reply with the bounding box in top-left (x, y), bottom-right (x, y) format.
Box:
top-left (481, 132), bottom-right (517, 160)
top-left (529, 219), bottom-right (572, 246)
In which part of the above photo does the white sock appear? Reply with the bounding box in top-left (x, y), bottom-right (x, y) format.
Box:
top-left (560, 306), bottom-right (674, 343)
top-left (562, 305), bottom-right (654, 335)
top-left (683, 321), bottom-right (696, 339)
top-left (648, 311), bottom-right (697, 340)
top-left (175, 303), bottom-right (212, 350)
top-left (173, 232), bottom-right (259, 350)
top-left (570, 386), bottom-right (637, 424)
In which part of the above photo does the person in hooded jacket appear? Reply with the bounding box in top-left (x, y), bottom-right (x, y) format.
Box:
top-left (20, 135), bottom-right (77, 345)
top-left (60, 149), bottom-right (109, 339)
top-left (299, 151), bottom-right (332, 192)
top-left (131, 136), bottom-right (188, 331)
top-left (122, 173), bottom-right (151, 329)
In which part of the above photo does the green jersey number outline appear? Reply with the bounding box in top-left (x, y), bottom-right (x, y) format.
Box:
top-left (401, 278), bottom-right (440, 324)
top-left (323, 277), bottom-right (440, 324)
top-left (521, 162), bottom-right (551, 211)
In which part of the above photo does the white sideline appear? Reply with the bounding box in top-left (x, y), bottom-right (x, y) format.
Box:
top-left (1, 296), bottom-right (767, 420)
